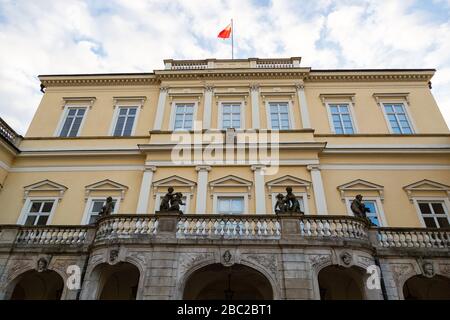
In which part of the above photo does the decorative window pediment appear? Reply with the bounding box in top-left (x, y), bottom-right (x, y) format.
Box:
top-left (266, 175), bottom-right (311, 198)
top-left (209, 175), bottom-right (252, 197)
top-left (337, 179), bottom-right (384, 201)
top-left (23, 180), bottom-right (68, 201)
top-left (85, 179), bottom-right (128, 200)
top-left (403, 179), bottom-right (450, 202)
top-left (152, 175), bottom-right (196, 196)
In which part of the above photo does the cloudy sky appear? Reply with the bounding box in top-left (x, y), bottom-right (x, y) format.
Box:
top-left (0, 0), bottom-right (449, 134)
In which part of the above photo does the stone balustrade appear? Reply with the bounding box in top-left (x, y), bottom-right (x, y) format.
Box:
top-left (2, 215), bottom-right (449, 253)
top-left (177, 214), bottom-right (281, 239)
top-left (95, 215), bottom-right (158, 242)
top-left (0, 117), bottom-right (21, 146)
top-left (14, 225), bottom-right (92, 246)
top-left (299, 216), bottom-right (369, 241)
top-left (377, 228), bottom-right (450, 249)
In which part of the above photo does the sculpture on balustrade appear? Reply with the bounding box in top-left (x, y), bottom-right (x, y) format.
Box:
top-left (158, 187), bottom-right (184, 214)
top-left (98, 196), bottom-right (114, 217)
top-left (274, 187), bottom-right (304, 215)
top-left (350, 194), bottom-right (373, 225)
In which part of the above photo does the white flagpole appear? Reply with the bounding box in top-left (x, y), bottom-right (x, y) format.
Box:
top-left (231, 18), bottom-right (234, 59)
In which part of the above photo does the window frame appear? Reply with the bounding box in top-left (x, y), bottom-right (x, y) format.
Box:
top-left (213, 193), bottom-right (248, 214)
top-left (109, 105), bottom-right (140, 136)
top-left (154, 192), bottom-right (191, 214)
top-left (412, 197), bottom-right (450, 228)
top-left (270, 192), bottom-right (309, 214)
top-left (344, 196), bottom-right (387, 227)
top-left (380, 101), bottom-right (416, 134)
top-left (54, 105), bottom-right (89, 137)
top-left (18, 197), bottom-right (59, 226)
top-left (169, 101), bottom-right (198, 131)
top-left (218, 101), bottom-right (245, 130)
top-left (325, 102), bottom-right (358, 134)
top-left (81, 196), bottom-right (121, 225)
top-left (265, 101), bottom-right (295, 130)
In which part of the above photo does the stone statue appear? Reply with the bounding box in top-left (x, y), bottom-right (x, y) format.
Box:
top-left (340, 252), bottom-right (353, 266)
top-left (350, 194), bottom-right (370, 218)
top-left (284, 187), bottom-right (303, 214)
top-left (159, 187), bottom-right (174, 211)
top-left (36, 258), bottom-right (48, 272)
top-left (274, 187), bottom-right (304, 214)
top-left (98, 196), bottom-right (114, 217)
top-left (274, 193), bottom-right (287, 214)
top-left (169, 192), bottom-right (185, 213)
top-left (422, 262), bottom-right (435, 278)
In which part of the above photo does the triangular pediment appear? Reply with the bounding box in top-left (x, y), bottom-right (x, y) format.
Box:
top-left (403, 179), bottom-right (450, 191)
top-left (209, 175), bottom-right (253, 187)
top-left (152, 175), bottom-right (196, 187)
top-left (337, 179), bottom-right (384, 191)
top-left (24, 179), bottom-right (68, 192)
top-left (267, 175), bottom-right (311, 187)
top-left (85, 179), bottom-right (128, 192)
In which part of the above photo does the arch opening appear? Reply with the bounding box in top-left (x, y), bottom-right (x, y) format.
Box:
top-left (10, 270), bottom-right (64, 300)
top-left (183, 263), bottom-right (273, 300)
top-left (95, 262), bottom-right (140, 300)
top-left (403, 275), bottom-right (450, 300)
top-left (318, 265), bottom-right (365, 300)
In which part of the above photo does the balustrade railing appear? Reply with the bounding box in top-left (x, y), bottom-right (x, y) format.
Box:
top-left (95, 215), bottom-right (158, 242)
top-left (299, 216), bottom-right (369, 240)
top-left (377, 228), bottom-right (450, 249)
top-left (171, 61), bottom-right (208, 70)
top-left (15, 226), bottom-right (91, 245)
top-left (0, 117), bottom-right (21, 146)
top-left (177, 215), bottom-right (281, 239)
top-left (256, 59), bottom-right (294, 68)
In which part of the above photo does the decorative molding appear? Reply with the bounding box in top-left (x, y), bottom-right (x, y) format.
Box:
top-left (209, 175), bottom-right (253, 196)
top-left (319, 93), bottom-right (355, 105)
top-left (113, 96), bottom-right (146, 108)
top-left (266, 175), bottom-right (311, 198)
top-left (152, 175), bottom-right (196, 196)
top-left (403, 179), bottom-right (450, 202)
top-left (41, 77), bottom-right (158, 88)
top-left (337, 179), bottom-right (384, 201)
top-left (373, 92), bottom-right (410, 104)
top-left (84, 179), bottom-right (128, 200)
top-left (245, 254), bottom-right (277, 277)
top-left (23, 179), bottom-right (68, 201)
top-left (61, 97), bottom-right (96, 109)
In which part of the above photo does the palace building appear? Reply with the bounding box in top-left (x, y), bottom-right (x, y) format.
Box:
top-left (0, 57), bottom-right (449, 300)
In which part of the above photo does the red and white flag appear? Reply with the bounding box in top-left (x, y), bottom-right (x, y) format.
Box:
top-left (217, 23), bottom-right (232, 39)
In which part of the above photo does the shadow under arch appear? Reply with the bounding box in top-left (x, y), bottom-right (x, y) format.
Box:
top-left (403, 274), bottom-right (450, 300)
top-left (7, 269), bottom-right (64, 300)
top-left (317, 265), bottom-right (367, 300)
top-left (183, 263), bottom-right (274, 300)
top-left (87, 262), bottom-right (141, 300)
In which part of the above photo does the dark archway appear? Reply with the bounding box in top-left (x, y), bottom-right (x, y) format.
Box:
top-left (403, 275), bottom-right (450, 300)
top-left (318, 265), bottom-right (365, 300)
top-left (96, 262), bottom-right (140, 300)
top-left (183, 263), bottom-right (273, 300)
top-left (10, 270), bottom-right (64, 300)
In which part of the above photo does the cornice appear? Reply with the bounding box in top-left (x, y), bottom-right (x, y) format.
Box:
top-left (40, 76), bottom-right (159, 88)
top-left (306, 72), bottom-right (434, 82)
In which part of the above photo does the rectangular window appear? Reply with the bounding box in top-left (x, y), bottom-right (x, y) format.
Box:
top-left (417, 201), bottom-right (449, 228)
top-left (383, 103), bottom-right (413, 134)
top-left (269, 102), bottom-right (290, 129)
top-left (173, 103), bottom-right (194, 130)
top-left (59, 107), bottom-right (86, 137)
top-left (329, 104), bottom-right (355, 134)
top-left (87, 199), bottom-right (117, 224)
top-left (23, 200), bottom-right (55, 226)
top-left (113, 107), bottom-right (137, 136)
top-left (221, 103), bottom-right (241, 129)
top-left (217, 197), bottom-right (244, 214)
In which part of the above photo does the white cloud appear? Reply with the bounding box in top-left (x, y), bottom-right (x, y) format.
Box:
top-left (0, 0), bottom-right (448, 134)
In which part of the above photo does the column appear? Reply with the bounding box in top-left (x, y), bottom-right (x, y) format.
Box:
top-left (153, 87), bottom-right (168, 130)
top-left (136, 166), bottom-right (156, 214)
top-left (251, 165), bottom-right (266, 214)
top-left (195, 165), bottom-right (211, 214)
top-left (203, 86), bottom-right (214, 129)
top-left (250, 84), bottom-right (260, 129)
top-left (307, 165), bottom-right (328, 215)
top-left (295, 83), bottom-right (311, 129)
